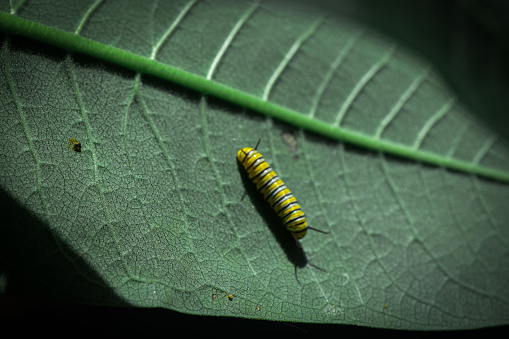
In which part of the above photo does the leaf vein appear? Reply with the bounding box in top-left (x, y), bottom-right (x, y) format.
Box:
top-left (150, 0), bottom-right (197, 60)
top-left (74, 0), bottom-right (104, 35)
top-left (375, 67), bottom-right (430, 140)
top-left (334, 45), bottom-right (396, 127)
top-left (308, 29), bottom-right (363, 119)
top-left (262, 17), bottom-right (323, 101)
top-left (207, 0), bottom-right (259, 80)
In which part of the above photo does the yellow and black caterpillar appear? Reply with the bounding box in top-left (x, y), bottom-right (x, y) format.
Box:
top-left (237, 140), bottom-right (328, 246)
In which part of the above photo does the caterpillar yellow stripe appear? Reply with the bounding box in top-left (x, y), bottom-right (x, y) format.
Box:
top-left (237, 140), bottom-right (328, 246)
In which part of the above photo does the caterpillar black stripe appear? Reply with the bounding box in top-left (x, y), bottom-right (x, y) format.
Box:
top-left (237, 140), bottom-right (328, 246)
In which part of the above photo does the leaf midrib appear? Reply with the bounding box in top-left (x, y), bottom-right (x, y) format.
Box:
top-left (1, 12), bottom-right (508, 182)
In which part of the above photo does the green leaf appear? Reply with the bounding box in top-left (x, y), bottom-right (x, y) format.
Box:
top-left (1, 0), bottom-right (508, 330)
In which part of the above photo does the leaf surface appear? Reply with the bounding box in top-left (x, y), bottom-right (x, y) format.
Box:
top-left (1, 0), bottom-right (508, 330)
